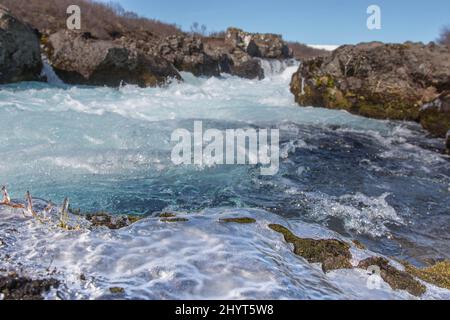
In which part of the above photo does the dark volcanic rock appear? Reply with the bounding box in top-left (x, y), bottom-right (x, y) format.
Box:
top-left (358, 257), bottom-right (426, 297)
top-left (269, 224), bottom-right (353, 273)
top-left (419, 91), bottom-right (450, 138)
top-left (44, 30), bottom-right (181, 87)
top-left (228, 58), bottom-right (264, 80)
top-left (225, 28), bottom-right (292, 59)
top-left (291, 42), bottom-right (450, 122)
top-left (0, 5), bottom-right (42, 84)
top-left (158, 35), bottom-right (220, 77)
top-left (0, 273), bottom-right (59, 300)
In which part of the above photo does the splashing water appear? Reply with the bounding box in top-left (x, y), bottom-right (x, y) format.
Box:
top-left (0, 62), bottom-right (449, 299)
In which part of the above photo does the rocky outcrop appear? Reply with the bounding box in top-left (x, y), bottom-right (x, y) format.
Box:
top-left (291, 42), bottom-right (450, 122)
top-left (419, 91), bottom-right (450, 137)
top-left (0, 5), bottom-right (42, 84)
top-left (43, 31), bottom-right (181, 87)
top-left (225, 28), bottom-right (292, 59)
top-left (150, 28), bottom-right (292, 80)
top-left (157, 35), bottom-right (220, 77)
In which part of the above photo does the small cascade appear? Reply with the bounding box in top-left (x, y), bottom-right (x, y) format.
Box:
top-left (40, 55), bottom-right (64, 85)
top-left (257, 58), bottom-right (298, 79)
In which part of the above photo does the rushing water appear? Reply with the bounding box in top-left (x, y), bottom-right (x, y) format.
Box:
top-left (0, 62), bottom-right (449, 299)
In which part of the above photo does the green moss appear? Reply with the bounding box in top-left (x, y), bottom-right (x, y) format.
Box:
top-left (159, 212), bottom-right (177, 218)
top-left (358, 257), bottom-right (426, 297)
top-left (405, 261), bottom-right (450, 290)
top-left (352, 240), bottom-right (366, 250)
top-left (109, 287), bottom-right (125, 294)
top-left (219, 217), bottom-right (256, 224)
top-left (269, 224), bottom-right (352, 273)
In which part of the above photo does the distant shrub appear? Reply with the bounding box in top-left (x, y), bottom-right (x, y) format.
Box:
top-left (0, 0), bottom-right (181, 39)
top-left (437, 26), bottom-right (450, 47)
top-left (288, 42), bottom-right (331, 60)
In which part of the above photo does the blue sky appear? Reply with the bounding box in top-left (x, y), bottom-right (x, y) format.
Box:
top-left (100, 0), bottom-right (450, 45)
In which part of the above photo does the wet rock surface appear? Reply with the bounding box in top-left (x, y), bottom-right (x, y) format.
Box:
top-left (0, 273), bottom-right (59, 300)
top-left (405, 261), bottom-right (450, 291)
top-left (0, 5), bottom-right (42, 84)
top-left (269, 224), bottom-right (353, 273)
top-left (446, 130), bottom-right (450, 153)
top-left (219, 217), bottom-right (257, 224)
top-left (83, 212), bottom-right (143, 230)
top-left (160, 217), bottom-right (189, 223)
top-left (420, 91), bottom-right (450, 138)
top-left (358, 257), bottom-right (426, 297)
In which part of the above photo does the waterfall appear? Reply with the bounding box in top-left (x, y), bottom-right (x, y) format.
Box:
top-left (257, 58), bottom-right (298, 79)
top-left (40, 55), bottom-right (64, 85)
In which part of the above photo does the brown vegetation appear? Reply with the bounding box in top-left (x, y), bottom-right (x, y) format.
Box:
top-left (288, 41), bottom-right (330, 60)
top-left (437, 26), bottom-right (450, 47)
top-left (0, 0), bottom-right (181, 39)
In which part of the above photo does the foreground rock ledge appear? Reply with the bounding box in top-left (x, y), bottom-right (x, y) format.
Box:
top-left (0, 273), bottom-right (59, 300)
top-left (290, 42), bottom-right (450, 137)
top-left (0, 5), bottom-right (42, 84)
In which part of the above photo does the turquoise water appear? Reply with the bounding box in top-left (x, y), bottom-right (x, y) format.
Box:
top-left (0, 66), bottom-right (449, 299)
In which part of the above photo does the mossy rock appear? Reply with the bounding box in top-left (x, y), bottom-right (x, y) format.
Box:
top-left (219, 217), bottom-right (256, 224)
top-left (405, 261), bottom-right (450, 290)
top-left (109, 287), bottom-right (125, 294)
top-left (159, 212), bottom-right (177, 218)
top-left (84, 212), bottom-right (143, 230)
top-left (269, 224), bottom-right (352, 273)
top-left (160, 218), bottom-right (189, 223)
top-left (352, 240), bottom-right (366, 250)
top-left (358, 257), bottom-right (426, 297)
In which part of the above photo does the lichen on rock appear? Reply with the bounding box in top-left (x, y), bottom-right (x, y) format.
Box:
top-left (405, 261), bottom-right (450, 291)
top-left (290, 42), bottom-right (450, 123)
top-left (268, 224), bottom-right (352, 273)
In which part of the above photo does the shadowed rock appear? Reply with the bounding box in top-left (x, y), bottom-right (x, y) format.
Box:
top-left (157, 35), bottom-right (220, 77)
top-left (420, 91), bottom-right (450, 138)
top-left (44, 30), bottom-right (181, 87)
top-left (358, 257), bottom-right (426, 297)
top-left (0, 5), bottom-right (42, 84)
top-left (269, 224), bottom-right (352, 273)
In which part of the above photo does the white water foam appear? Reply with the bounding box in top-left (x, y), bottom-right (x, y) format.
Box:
top-left (1, 204), bottom-right (448, 300)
